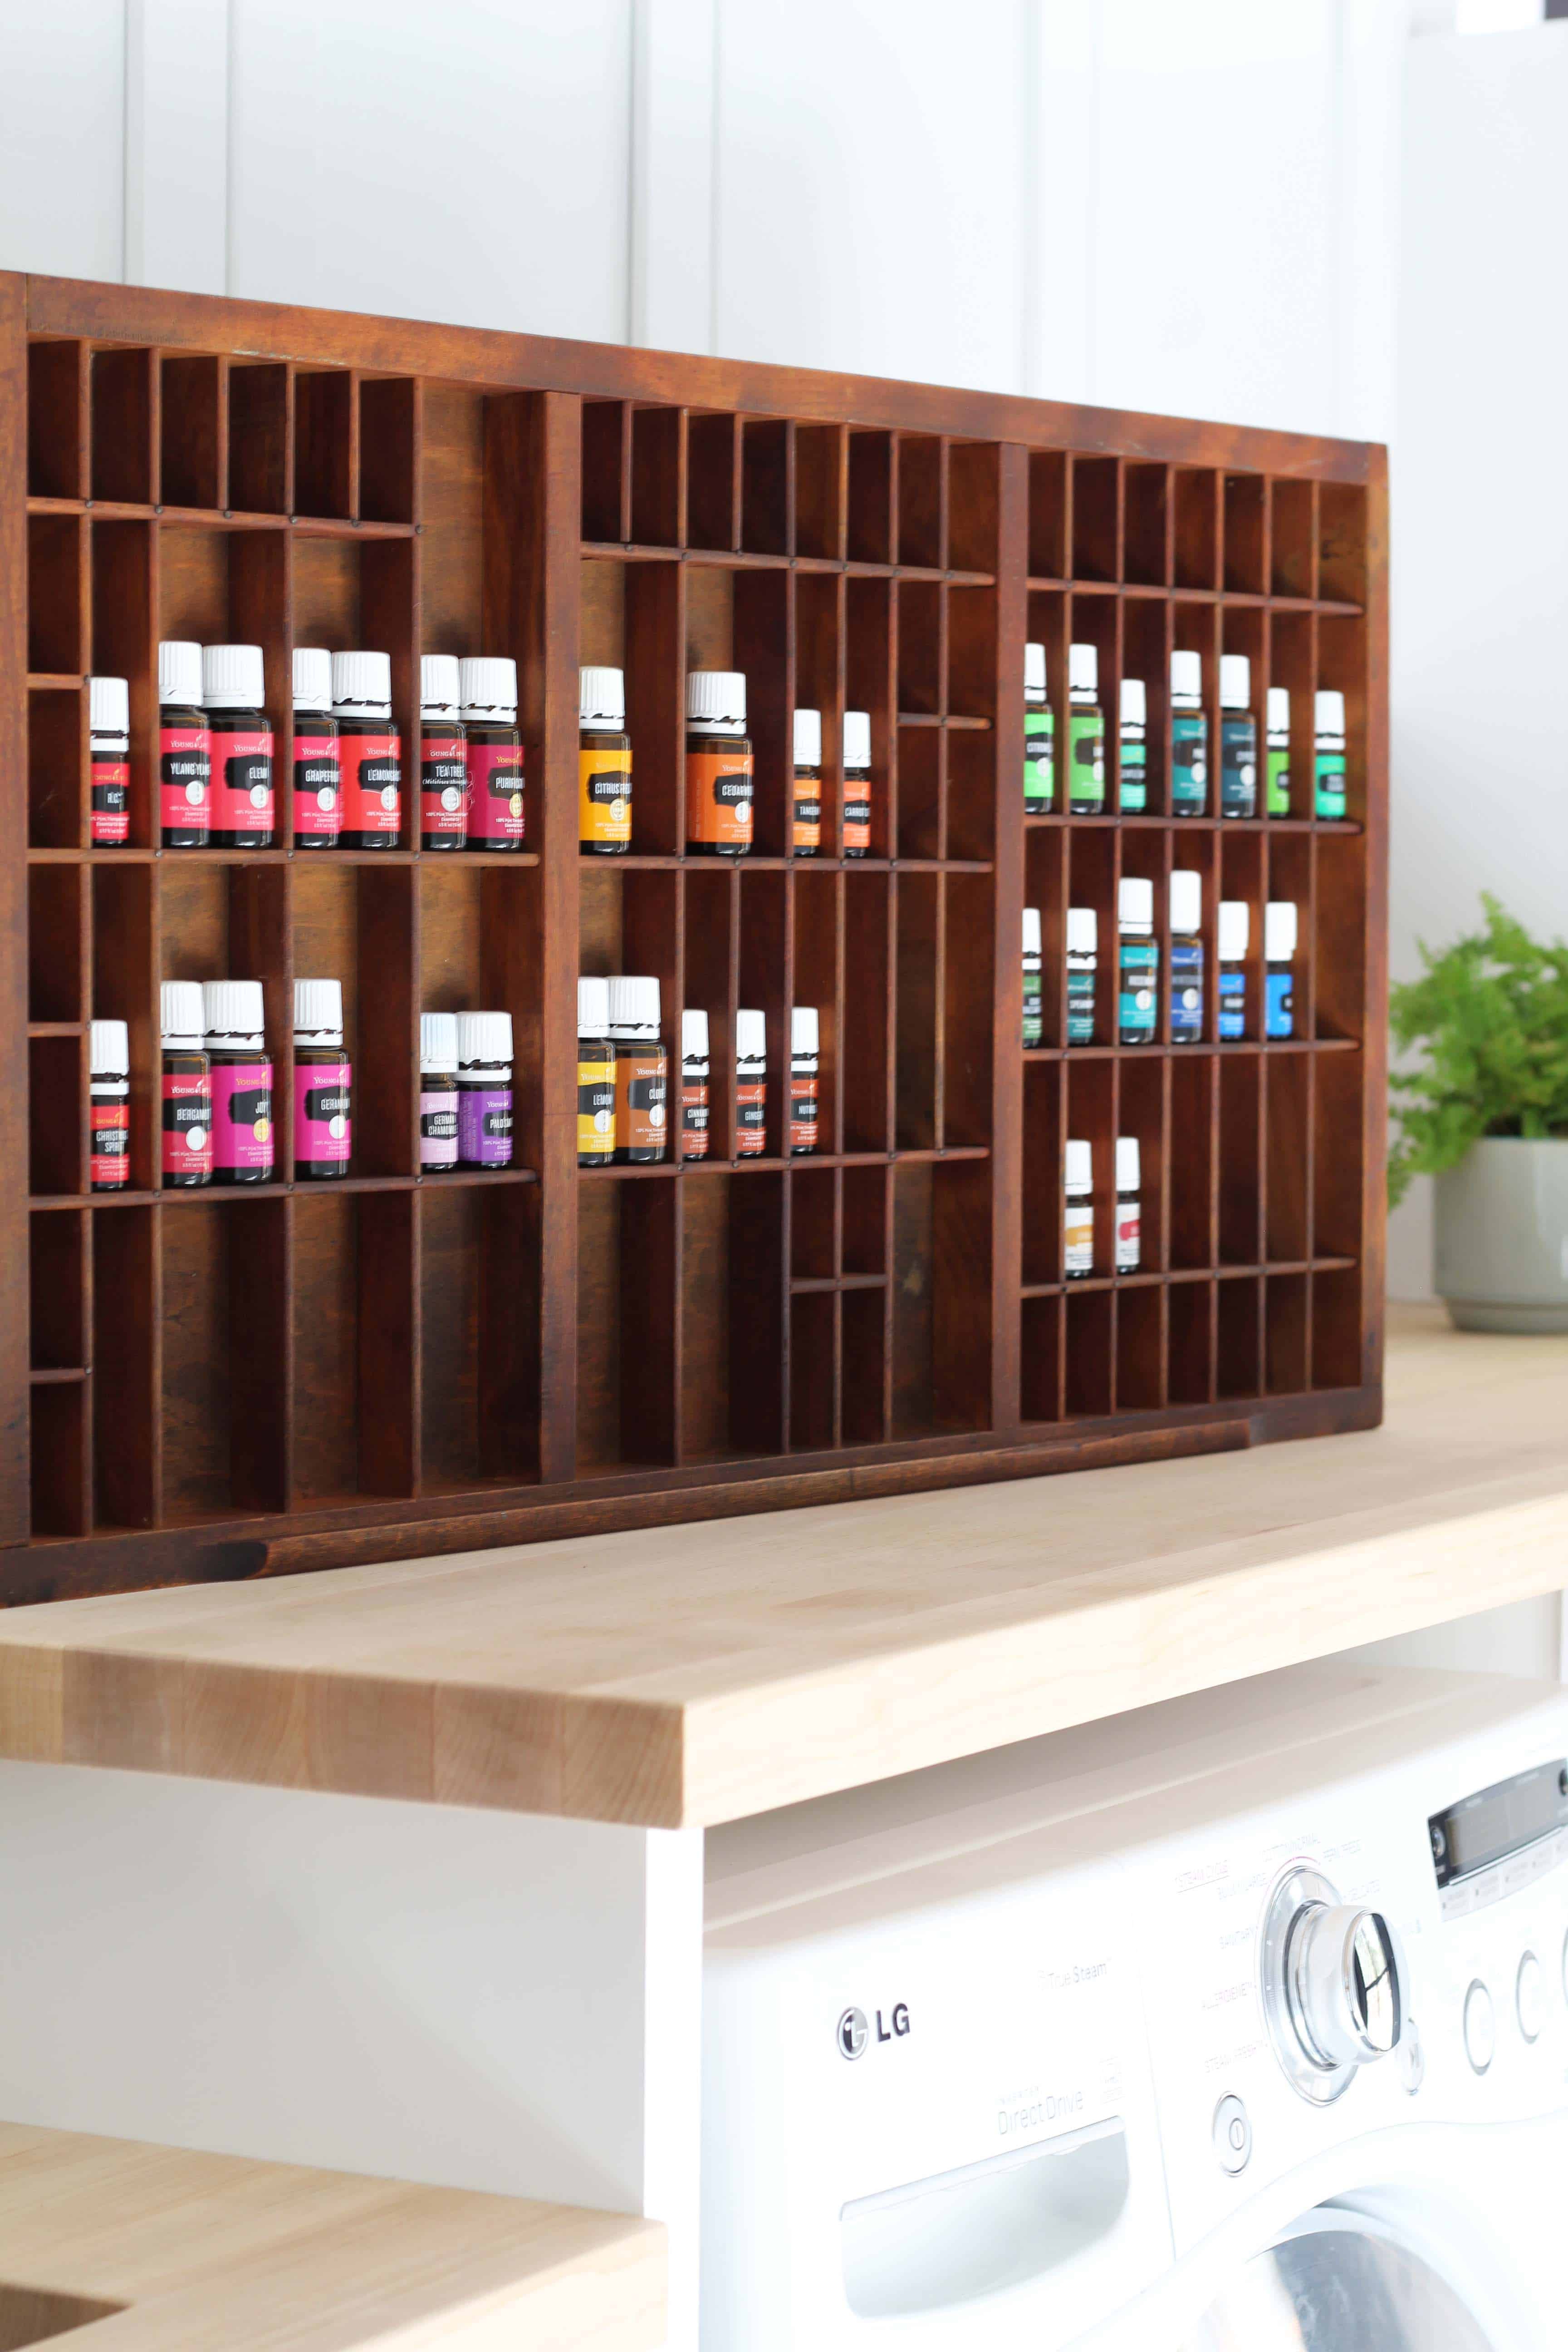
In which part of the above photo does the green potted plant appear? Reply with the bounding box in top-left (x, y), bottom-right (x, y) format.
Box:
top-left (1389, 896), bottom-right (1568, 1332)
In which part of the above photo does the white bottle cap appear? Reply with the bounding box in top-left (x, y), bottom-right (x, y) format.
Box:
top-left (1068, 642), bottom-right (1098, 694)
top-left (293, 647), bottom-right (333, 713)
top-left (202, 643), bottom-right (265, 710)
top-left (1022, 906), bottom-right (1042, 954)
top-left (1064, 1138), bottom-right (1093, 1191)
top-left (1217, 900), bottom-right (1250, 962)
top-left (1119, 676), bottom-right (1145, 726)
top-left (90, 1018), bottom-right (129, 1077)
top-left (421, 655), bottom-right (462, 718)
top-left (202, 978), bottom-right (265, 1041)
top-left (333, 650), bottom-right (392, 718)
top-left (687, 670), bottom-right (746, 728)
top-left (793, 706), bottom-right (822, 767)
top-left (681, 1007), bottom-right (709, 1059)
top-left (457, 1009), bottom-right (513, 1068)
top-left (1315, 688), bottom-right (1346, 733)
top-left (608, 974), bottom-right (661, 1032)
top-left (1170, 648), bottom-right (1203, 699)
top-left (578, 977), bottom-right (612, 1037)
top-left (580, 666), bottom-right (625, 727)
top-left (1118, 877), bottom-right (1154, 930)
top-left (1169, 868), bottom-right (1203, 936)
top-left (89, 675), bottom-right (129, 734)
top-left (294, 977), bottom-right (343, 1041)
top-left (734, 1007), bottom-right (766, 1061)
top-left (1219, 653), bottom-right (1250, 709)
top-left (1066, 906), bottom-right (1098, 955)
top-left (158, 640), bottom-right (203, 707)
top-left (1024, 642), bottom-right (1047, 697)
top-left (1267, 685), bottom-right (1290, 733)
top-left (421, 1010), bottom-right (459, 1072)
top-left (1265, 901), bottom-right (1299, 961)
top-left (791, 1005), bottom-right (819, 1055)
top-left (842, 710), bottom-right (872, 768)
top-left (460, 656), bottom-right (518, 722)
top-left (1115, 1136), bottom-right (1141, 1193)
top-left (160, 979), bottom-right (206, 1048)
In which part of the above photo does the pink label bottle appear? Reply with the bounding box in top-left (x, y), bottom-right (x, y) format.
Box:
top-left (294, 976), bottom-right (351, 1179)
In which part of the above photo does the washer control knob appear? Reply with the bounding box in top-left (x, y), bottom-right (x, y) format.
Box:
top-left (1288, 1903), bottom-right (1402, 2071)
top-left (1516, 1951), bottom-right (1545, 2044)
top-left (1464, 1979), bottom-right (1495, 2074)
top-left (1212, 2093), bottom-right (1251, 2174)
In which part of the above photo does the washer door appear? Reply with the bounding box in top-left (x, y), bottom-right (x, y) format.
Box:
top-left (1182, 2208), bottom-right (1498, 2352)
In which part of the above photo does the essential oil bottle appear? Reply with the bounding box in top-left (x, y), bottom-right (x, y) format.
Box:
top-left (686, 671), bottom-right (753, 856)
top-left (1266, 686), bottom-right (1291, 816)
top-left (792, 707), bottom-right (822, 857)
top-left (89, 675), bottom-right (131, 845)
top-left (1118, 677), bottom-right (1147, 813)
top-left (580, 666), bottom-right (631, 854)
top-left (1115, 1137), bottom-right (1142, 1273)
top-left (203, 978), bottom-right (273, 1183)
top-left (90, 1019), bottom-right (130, 1191)
top-left (735, 1008), bottom-right (766, 1155)
top-left (204, 644), bottom-right (274, 848)
top-left (294, 977), bottom-right (351, 1180)
top-left (681, 1008), bottom-right (710, 1160)
top-left (842, 710), bottom-right (872, 856)
top-left (1022, 906), bottom-right (1044, 1049)
top-left (1117, 878), bottom-right (1158, 1045)
top-left (420, 1010), bottom-right (459, 1171)
top-left (1169, 869), bottom-right (1205, 1043)
top-left (577, 978), bottom-right (617, 1168)
top-left (462, 658), bottom-right (525, 849)
top-left (1067, 906), bottom-right (1098, 1045)
top-left (334, 651), bottom-right (402, 848)
top-left (293, 647), bottom-right (341, 849)
top-left (1315, 690), bottom-right (1347, 820)
top-left (420, 655), bottom-right (466, 853)
top-left (611, 976), bottom-right (667, 1161)
top-left (1067, 643), bottom-right (1105, 814)
top-left (160, 979), bottom-right (211, 1187)
top-left (1218, 654), bottom-right (1257, 820)
top-left (790, 1007), bottom-right (819, 1154)
top-left (158, 639), bottom-right (211, 848)
top-left (1218, 900), bottom-right (1250, 1040)
top-left (1170, 649), bottom-right (1208, 816)
top-left (1064, 1139), bottom-right (1093, 1279)
top-left (1266, 901), bottom-right (1298, 1038)
top-left (456, 1010), bottom-right (514, 1169)
top-left (1024, 641), bottom-right (1054, 814)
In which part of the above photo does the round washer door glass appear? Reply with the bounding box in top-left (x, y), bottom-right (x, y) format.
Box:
top-left (1181, 2212), bottom-right (1497, 2351)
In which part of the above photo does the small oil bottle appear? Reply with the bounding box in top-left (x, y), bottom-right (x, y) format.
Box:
top-left (1117, 879), bottom-right (1158, 1045)
top-left (334, 651), bottom-right (402, 849)
top-left (293, 647), bottom-right (341, 849)
top-left (456, 1011), bottom-right (514, 1168)
top-left (686, 672), bottom-right (753, 856)
top-left (157, 640), bottom-right (211, 848)
top-left (576, 979), bottom-right (616, 1169)
top-left (90, 1019), bottom-right (130, 1191)
top-left (735, 1008), bottom-right (767, 1156)
top-left (580, 666), bottom-right (631, 854)
top-left (1115, 1137), bottom-right (1142, 1273)
top-left (1022, 907), bottom-right (1044, 1049)
top-left (1218, 654), bottom-right (1257, 820)
top-left (1218, 900), bottom-right (1250, 1040)
top-left (420, 655), bottom-right (466, 853)
top-left (1067, 906), bottom-right (1098, 1045)
top-left (1067, 644), bottom-right (1105, 814)
top-left (1118, 677), bottom-right (1147, 813)
top-left (1063, 1140), bottom-right (1093, 1279)
top-left (1024, 642), bottom-right (1054, 814)
top-left (419, 1011), bottom-right (459, 1171)
top-left (1169, 869), bottom-right (1205, 1043)
top-left (161, 979), bottom-right (211, 1188)
top-left (461, 657), bottom-right (524, 850)
top-left (790, 1007), bottom-right (819, 1154)
top-left (1265, 902), bottom-right (1298, 1038)
top-left (1266, 686), bottom-right (1291, 816)
top-left (204, 644), bottom-right (274, 848)
top-left (681, 1008), bottom-right (710, 1160)
top-left (611, 976), bottom-right (667, 1162)
top-left (792, 708), bottom-right (822, 857)
top-left (89, 675), bottom-right (130, 845)
top-left (204, 978), bottom-right (273, 1184)
top-left (843, 710), bottom-right (872, 856)
top-left (294, 978), bottom-right (351, 1180)
top-left (1314, 690), bottom-right (1347, 820)
top-left (1170, 649), bottom-right (1208, 816)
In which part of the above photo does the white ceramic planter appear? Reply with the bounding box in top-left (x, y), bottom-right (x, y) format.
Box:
top-left (1434, 1137), bottom-right (1568, 1333)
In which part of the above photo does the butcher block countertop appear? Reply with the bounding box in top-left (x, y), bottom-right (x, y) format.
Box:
top-left (0, 1306), bottom-right (1563, 1829)
top-left (0, 2121), bottom-right (661, 2352)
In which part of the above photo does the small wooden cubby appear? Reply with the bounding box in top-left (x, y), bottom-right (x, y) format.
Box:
top-left (0, 274), bottom-right (1387, 1600)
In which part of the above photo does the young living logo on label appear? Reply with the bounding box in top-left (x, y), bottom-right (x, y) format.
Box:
top-left (836, 2003), bottom-right (911, 2059)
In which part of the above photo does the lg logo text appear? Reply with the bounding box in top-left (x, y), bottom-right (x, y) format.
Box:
top-left (836, 2003), bottom-right (911, 2058)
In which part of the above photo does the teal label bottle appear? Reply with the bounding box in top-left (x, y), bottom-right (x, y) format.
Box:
top-left (1119, 677), bottom-right (1147, 813)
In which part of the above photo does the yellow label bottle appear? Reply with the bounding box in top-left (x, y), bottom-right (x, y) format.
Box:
top-left (579, 665), bottom-right (631, 853)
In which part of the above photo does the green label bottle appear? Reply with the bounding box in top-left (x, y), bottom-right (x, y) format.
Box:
top-left (1315, 689), bottom-right (1347, 820)
top-left (1024, 642), bottom-right (1053, 813)
top-left (1067, 642), bottom-right (1104, 814)
top-left (1266, 685), bottom-right (1290, 816)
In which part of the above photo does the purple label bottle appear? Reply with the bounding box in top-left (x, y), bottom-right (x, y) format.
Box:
top-left (456, 1009), bottom-right (514, 1169)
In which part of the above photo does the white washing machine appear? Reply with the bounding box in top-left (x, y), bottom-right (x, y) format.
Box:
top-left (702, 1661), bottom-right (1568, 2349)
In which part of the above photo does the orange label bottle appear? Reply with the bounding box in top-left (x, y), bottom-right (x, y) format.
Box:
top-left (686, 670), bottom-right (753, 856)
top-left (735, 1008), bottom-right (766, 1156)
